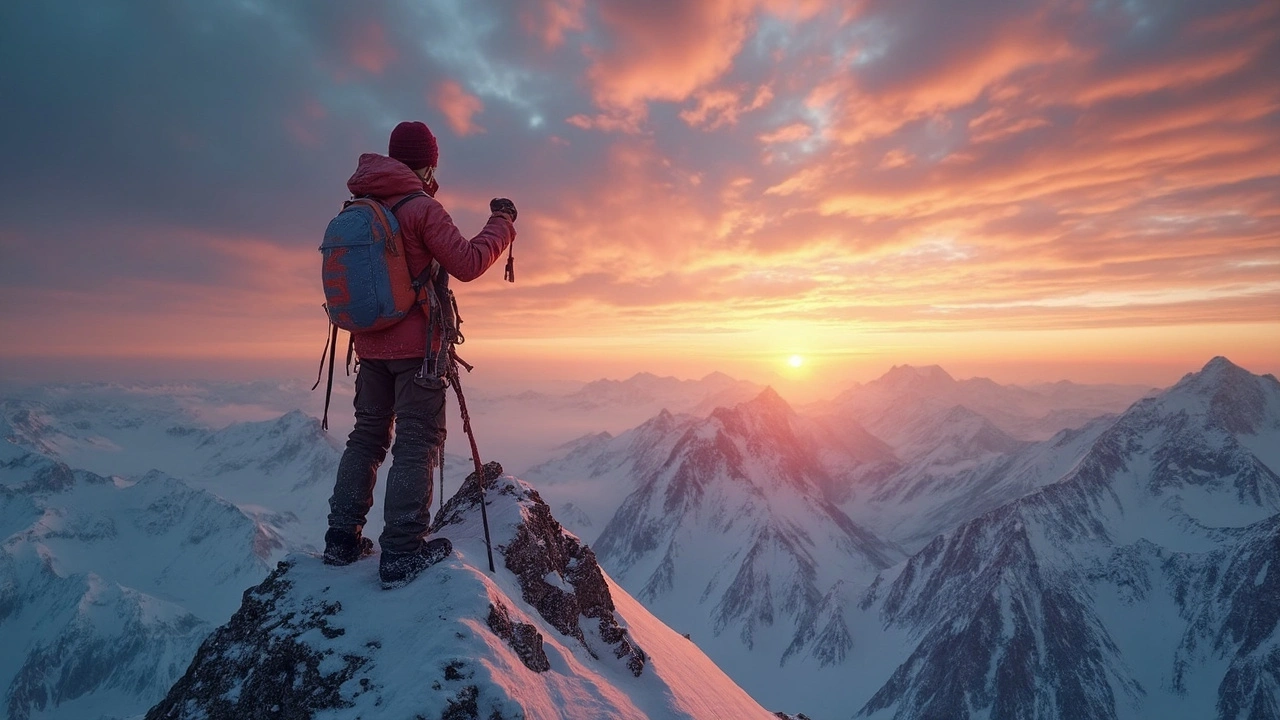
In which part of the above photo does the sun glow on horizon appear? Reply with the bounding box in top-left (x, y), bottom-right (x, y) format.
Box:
top-left (788, 355), bottom-right (805, 368)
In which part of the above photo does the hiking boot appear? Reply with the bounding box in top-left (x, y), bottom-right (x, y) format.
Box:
top-left (323, 528), bottom-right (374, 566)
top-left (379, 537), bottom-right (453, 589)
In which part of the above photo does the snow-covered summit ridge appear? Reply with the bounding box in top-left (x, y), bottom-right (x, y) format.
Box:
top-left (1161, 356), bottom-right (1280, 435)
top-left (855, 357), bottom-right (1280, 720)
top-left (147, 466), bottom-right (781, 720)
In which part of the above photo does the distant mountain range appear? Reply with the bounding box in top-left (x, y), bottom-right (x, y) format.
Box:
top-left (816, 363), bottom-right (1155, 443)
top-left (531, 358), bottom-right (1278, 718)
top-left (1, 360), bottom-right (1273, 719)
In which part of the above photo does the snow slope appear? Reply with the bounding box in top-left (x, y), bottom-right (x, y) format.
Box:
top-left (147, 468), bottom-right (785, 720)
top-left (0, 387), bottom-right (344, 718)
top-left (0, 440), bottom-right (271, 719)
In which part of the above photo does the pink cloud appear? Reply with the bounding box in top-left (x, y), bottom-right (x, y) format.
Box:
top-left (520, 0), bottom-right (587, 49)
top-left (435, 81), bottom-right (486, 136)
top-left (346, 21), bottom-right (396, 75)
top-left (9, 0), bottom-right (1278, 379)
top-left (566, 109), bottom-right (645, 134)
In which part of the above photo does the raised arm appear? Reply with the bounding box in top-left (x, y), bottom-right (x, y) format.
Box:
top-left (418, 201), bottom-right (516, 282)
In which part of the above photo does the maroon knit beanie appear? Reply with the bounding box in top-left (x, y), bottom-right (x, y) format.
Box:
top-left (388, 121), bottom-right (439, 169)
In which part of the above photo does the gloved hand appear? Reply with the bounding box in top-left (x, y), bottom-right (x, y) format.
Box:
top-left (490, 197), bottom-right (517, 223)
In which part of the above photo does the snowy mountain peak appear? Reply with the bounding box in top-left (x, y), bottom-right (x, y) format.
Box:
top-left (639, 407), bottom-right (680, 436)
top-left (146, 466), bottom-right (779, 720)
top-left (1175, 356), bottom-right (1260, 394)
top-left (708, 387), bottom-right (799, 449)
top-left (700, 371), bottom-right (736, 385)
top-left (879, 364), bottom-right (956, 390)
top-left (740, 386), bottom-right (792, 416)
top-left (1161, 356), bottom-right (1280, 435)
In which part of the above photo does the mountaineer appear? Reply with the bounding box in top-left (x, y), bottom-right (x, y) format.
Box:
top-left (320, 121), bottom-right (516, 588)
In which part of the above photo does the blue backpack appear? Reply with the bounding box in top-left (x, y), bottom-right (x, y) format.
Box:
top-left (313, 193), bottom-right (460, 428)
top-left (320, 193), bottom-right (429, 332)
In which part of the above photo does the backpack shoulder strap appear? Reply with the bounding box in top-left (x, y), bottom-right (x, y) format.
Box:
top-left (391, 191), bottom-right (427, 213)
top-left (411, 259), bottom-right (440, 293)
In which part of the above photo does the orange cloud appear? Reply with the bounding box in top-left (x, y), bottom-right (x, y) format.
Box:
top-left (758, 122), bottom-right (813, 144)
top-left (583, 0), bottom-right (762, 109)
top-left (565, 109), bottom-right (645, 134)
top-left (680, 84), bottom-right (774, 129)
top-left (435, 81), bottom-right (486, 136)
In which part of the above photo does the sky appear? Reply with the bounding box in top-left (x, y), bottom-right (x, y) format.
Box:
top-left (1, 0), bottom-right (1277, 393)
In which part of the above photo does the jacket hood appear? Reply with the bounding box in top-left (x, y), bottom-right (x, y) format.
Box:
top-left (346, 153), bottom-right (423, 199)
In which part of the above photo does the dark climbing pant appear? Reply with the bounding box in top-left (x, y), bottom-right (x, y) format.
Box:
top-left (327, 358), bottom-right (446, 555)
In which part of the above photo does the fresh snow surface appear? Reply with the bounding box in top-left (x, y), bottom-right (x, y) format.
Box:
top-left (152, 474), bottom-right (781, 720)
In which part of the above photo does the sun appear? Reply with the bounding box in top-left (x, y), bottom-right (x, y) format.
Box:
top-left (788, 354), bottom-right (805, 368)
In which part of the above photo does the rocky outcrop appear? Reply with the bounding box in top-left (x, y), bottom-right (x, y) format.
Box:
top-left (434, 461), bottom-right (647, 677)
top-left (145, 560), bottom-right (367, 720)
top-left (145, 463), bottom-right (657, 720)
top-left (486, 600), bottom-right (550, 672)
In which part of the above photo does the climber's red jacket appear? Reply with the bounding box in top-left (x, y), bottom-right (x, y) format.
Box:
top-left (344, 153), bottom-right (515, 360)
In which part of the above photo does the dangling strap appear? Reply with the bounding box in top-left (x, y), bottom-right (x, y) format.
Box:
top-left (320, 323), bottom-right (339, 430)
top-left (437, 445), bottom-right (446, 516)
top-left (310, 314), bottom-right (331, 393)
top-left (450, 289), bottom-right (465, 345)
top-left (504, 243), bottom-right (515, 283)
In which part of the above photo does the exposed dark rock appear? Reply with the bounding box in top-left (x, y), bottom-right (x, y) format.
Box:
top-left (145, 560), bottom-right (367, 720)
top-left (434, 461), bottom-right (647, 677)
top-left (29, 461), bottom-right (75, 493)
top-left (486, 601), bottom-right (550, 672)
top-left (441, 684), bottom-right (479, 720)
